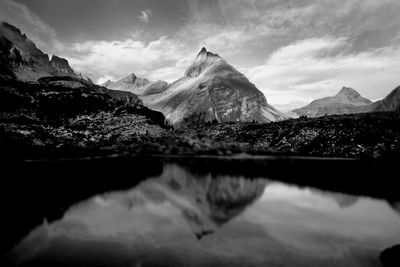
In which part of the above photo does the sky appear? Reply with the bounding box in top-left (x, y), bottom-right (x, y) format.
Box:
top-left (1, 0), bottom-right (400, 110)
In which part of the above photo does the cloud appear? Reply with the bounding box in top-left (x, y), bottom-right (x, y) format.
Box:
top-left (178, 0), bottom-right (400, 57)
top-left (138, 9), bottom-right (152, 23)
top-left (67, 36), bottom-right (195, 84)
top-left (245, 37), bottom-right (400, 107)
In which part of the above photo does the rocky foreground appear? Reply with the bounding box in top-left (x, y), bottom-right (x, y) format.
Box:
top-left (0, 76), bottom-right (169, 159)
top-left (139, 112), bottom-right (400, 159)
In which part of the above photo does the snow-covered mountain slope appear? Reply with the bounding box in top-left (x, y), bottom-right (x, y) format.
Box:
top-left (140, 48), bottom-right (285, 126)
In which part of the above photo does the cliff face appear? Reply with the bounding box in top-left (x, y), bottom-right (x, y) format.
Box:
top-left (49, 55), bottom-right (76, 77)
top-left (141, 48), bottom-right (285, 126)
top-left (291, 87), bottom-right (373, 118)
top-left (0, 22), bottom-right (78, 81)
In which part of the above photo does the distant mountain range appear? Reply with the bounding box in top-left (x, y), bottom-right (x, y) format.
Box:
top-left (103, 47), bottom-right (286, 126)
top-left (102, 73), bottom-right (169, 97)
top-left (289, 86), bottom-right (400, 118)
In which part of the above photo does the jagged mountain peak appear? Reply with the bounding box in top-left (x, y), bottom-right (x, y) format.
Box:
top-left (127, 73), bottom-right (137, 80)
top-left (1, 22), bottom-right (24, 36)
top-left (337, 87), bottom-right (361, 97)
top-left (199, 47), bottom-right (207, 54)
top-left (196, 47), bottom-right (221, 59)
top-left (185, 47), bottom-right (226, 78)
top-left (0, 21), bottom-right (45, 57)
top-left (50, 55), bottom-right (66, 63)
top-left (0, 21), bottom-right (77, 81)
top-left (1, 22), bottom-right (29, 41)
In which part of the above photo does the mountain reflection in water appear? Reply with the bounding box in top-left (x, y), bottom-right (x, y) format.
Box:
top-left (9, 163), bottom-right (400, 267)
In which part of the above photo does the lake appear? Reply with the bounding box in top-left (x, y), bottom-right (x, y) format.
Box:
top-left (4, 157), bottom-right (400, 267)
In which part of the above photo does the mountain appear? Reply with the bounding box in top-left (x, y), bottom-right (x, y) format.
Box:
top-left (0, 23), bottom-right (170, 158)
top-left (373, 86), bottom-right (400, 113)
top-left (291, 87), bottom-right (373, 117)
top-left (0, 22), bottom-right (77, 81)
top-left (101, 73), bottom-right (169, 96)
top-left (104, 48), bottom-right (286, 126)
top-left (145, 47), bottom-right (286, 126)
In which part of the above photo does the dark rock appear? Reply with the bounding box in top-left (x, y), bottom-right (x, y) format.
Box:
top-left (380, 245), bottom-right (400, 267)
top-left (0, 76), bottom-right (169, 159)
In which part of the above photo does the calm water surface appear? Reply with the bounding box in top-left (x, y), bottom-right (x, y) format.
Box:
top-left (11, 163), bottom-right (400, 267)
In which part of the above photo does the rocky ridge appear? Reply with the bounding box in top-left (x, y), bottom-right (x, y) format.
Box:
top-left (0, 21), bottom-right (77, 81)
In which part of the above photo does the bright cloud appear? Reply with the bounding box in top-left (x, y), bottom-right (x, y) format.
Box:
top-left (68, 36), bottom-right (193, 84)
top-left (246, 37), bottom-right (400, 106)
